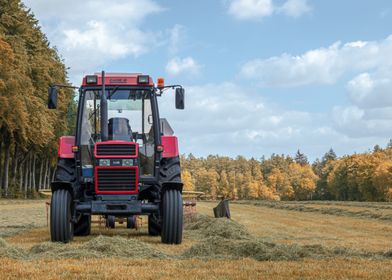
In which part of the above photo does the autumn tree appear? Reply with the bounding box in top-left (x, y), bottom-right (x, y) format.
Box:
top-left (0, 0), bottom-right (74, 197)
top-left (294, 149), bottom-right (309, 166)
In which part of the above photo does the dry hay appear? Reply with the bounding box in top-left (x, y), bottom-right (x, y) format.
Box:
top-left (281, 200), bottom-right (392, 210)
top-left (184, 214), bottom-right (250, 240)
top-left (30, 235), bottom-right (168, 259)
top-left (0, 238), bottom-right (28, 259)
top-left (1, 214), bottom-right (391, 262)
top-left (181, 215), bottom-right (392, 261)
top-left (236, 200), bottom-right (392, 221)
top-left (1, 235), bottom-right (167, 260)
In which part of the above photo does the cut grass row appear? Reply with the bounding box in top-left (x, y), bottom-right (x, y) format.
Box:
top-left (234, 200), bottom-right (392, 221)
top-left (1, 215), bottom-right (391, 261)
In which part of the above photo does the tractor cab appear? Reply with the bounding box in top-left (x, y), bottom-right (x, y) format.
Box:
top-left (48, 72), bottom-right (185, 244)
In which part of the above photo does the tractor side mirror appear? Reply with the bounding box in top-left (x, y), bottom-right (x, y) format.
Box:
top-left (48, 86), bottom-right (58, 109)
top-left (175, 88), bottom-right (185, 110)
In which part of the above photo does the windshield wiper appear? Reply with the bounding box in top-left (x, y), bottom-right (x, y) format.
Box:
top-left (108, 86), bottom-right (119, 99)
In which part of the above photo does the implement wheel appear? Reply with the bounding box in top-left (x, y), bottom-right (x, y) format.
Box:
top-left (161, 189), bottom-right (183, 244)
top-left (127, 215), bottom-right (137, 229)
top-left (50, 189), bottom-right (74, 243)
top-left (106, 215), bottom-right (115, 228)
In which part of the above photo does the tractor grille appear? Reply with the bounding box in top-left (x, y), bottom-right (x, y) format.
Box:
top-left (96, 168), bottom-right (137, 192)
top-left (96, 143), bottom-right (137, 157)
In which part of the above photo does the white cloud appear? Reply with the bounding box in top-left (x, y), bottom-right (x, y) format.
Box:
top-left (168, 24), bottom-right (186, 55)
top-left (165, 57), bottom-right (202, 76)
top-left (332, 105), bottom-right (392, 138)
top-left (347, 72), bottom-right (392, 109)
top-left (228, 0), bottom-right (274, 20)
top-left (22, 0), bottom-right (164, 83)
top-left (334, 69), bottom-right (392, 138)
top-left (241, 36), bottom-right (392, 87)
top-left (279, 0), bottom-right (311, 18)
top-left (227, 0), bottom-right (311, 20)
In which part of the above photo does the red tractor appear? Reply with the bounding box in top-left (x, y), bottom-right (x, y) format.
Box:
top-left (48, 72), bottom-right (185, 244)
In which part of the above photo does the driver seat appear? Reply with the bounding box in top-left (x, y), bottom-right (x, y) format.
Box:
top-left (108, 117), bottom-right (133, 141)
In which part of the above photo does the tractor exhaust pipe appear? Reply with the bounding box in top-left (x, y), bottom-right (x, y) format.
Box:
top-left (100, 70), bottom-right (108, 141)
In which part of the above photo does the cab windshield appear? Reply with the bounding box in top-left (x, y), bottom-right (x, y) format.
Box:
top-left (80, 88), bottom-right (155, 175)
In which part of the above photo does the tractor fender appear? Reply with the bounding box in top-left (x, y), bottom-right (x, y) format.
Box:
top-left (161, 181), bottom-right (183, 193)
top-left (51, 181), bottom-right (74, 196)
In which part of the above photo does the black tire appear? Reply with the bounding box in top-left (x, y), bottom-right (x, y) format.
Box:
top-left (74, 214), bottom-right (91, 236)
top-left (53, 158), bottom-right (80, 198)
top-left (127, 215), bottom-right (137, 229)
top-left (159, 156), bottom-right (181, 184)
top-left (148, 213), bottom-right (161, 236)
top-left (54, 158), bottom-right (76, 183)
top-left (50, 189), bottom-right (74, 243)
top-left (106, 215), bottom-right (115, 228)
top-left (161, 189), bottom-right (183, 244)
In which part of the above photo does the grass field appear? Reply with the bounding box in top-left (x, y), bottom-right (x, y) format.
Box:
top-left (0, 199), bottom-right (391, 279)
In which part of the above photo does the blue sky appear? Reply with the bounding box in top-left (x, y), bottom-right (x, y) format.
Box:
top-left (23, 0), bottom-right (392, 161)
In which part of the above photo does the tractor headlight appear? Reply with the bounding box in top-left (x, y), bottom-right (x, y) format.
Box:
top-left (86, 75), bottom-right (98, 84)
top-left (99, 159), bottom-right (110, 166)
top-left (137, 75), bottom-right (149, 84)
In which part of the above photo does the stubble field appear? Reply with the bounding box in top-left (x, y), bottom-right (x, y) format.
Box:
top-left (0, 199), bottom-right (391, 279)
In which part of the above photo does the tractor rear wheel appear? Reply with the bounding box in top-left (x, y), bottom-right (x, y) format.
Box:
top-left (54, 158), bottom-right (76, 184)
top-left (159, 157), bottom-right (181, 184)
top-left (148, 213), bottom-right (161, 236)
top-left (74, 214), bottom-right (91, 236)
top-left (50, 189), bottom-right (74, 243)
top-left (161, 189), bottom-right (183, 244)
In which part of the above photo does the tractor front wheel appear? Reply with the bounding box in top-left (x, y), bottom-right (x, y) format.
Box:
top-left (50, 189), bottom-right (74, 243)
top-left (161, 189), bottom-right (183, 244)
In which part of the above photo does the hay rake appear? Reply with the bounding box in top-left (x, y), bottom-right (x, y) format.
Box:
top-left (182, 191), bottom-right (205, 222)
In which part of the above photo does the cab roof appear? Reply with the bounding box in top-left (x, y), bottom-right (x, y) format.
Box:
top-left (81, 73), bottom-right (154, 87)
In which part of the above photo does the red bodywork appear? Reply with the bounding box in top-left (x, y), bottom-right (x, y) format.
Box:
top-left (161, 136), bottom-right (179, 158)
top-left (82, 73), bottom-right (154, 87)
top-left (58, 136), bottom-right (75, 159)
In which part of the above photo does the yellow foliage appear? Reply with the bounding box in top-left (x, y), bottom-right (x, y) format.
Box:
top-left (182, 170), bottom-right (194, 191)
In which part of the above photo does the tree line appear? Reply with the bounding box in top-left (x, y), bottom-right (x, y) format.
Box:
top-left (181, 145), bottom-right (392, 202)
top-left (0, 0), bottom-right (74, 198)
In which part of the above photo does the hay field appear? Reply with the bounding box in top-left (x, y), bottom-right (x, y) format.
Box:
top-left (0, 199), bottom-right (391, 279)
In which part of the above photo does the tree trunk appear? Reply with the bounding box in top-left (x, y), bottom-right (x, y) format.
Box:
top-left (24, 154), bottom-right (29, 198)
top-left (2, 139), bottom-right (11, 197)
top-left (38, 158), bottom-right (44, 190)
top-left (52, 167), bottom-right (55, 182)
top-left (19, 161), bottom-right (24, 192)
top-left (11, 143), bottom-right (18, 185)
top-left (43, 158), bottom-right (49, 189)
top-left (47, 167), bottom-right (51, 189)
top-left (32, 154), bottom-right (36, 191)
top-left (28, 153), bottom-right (32, 192)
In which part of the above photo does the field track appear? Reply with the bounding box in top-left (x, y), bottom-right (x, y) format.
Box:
top-left (0, 199), bottom-right (391, 279)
